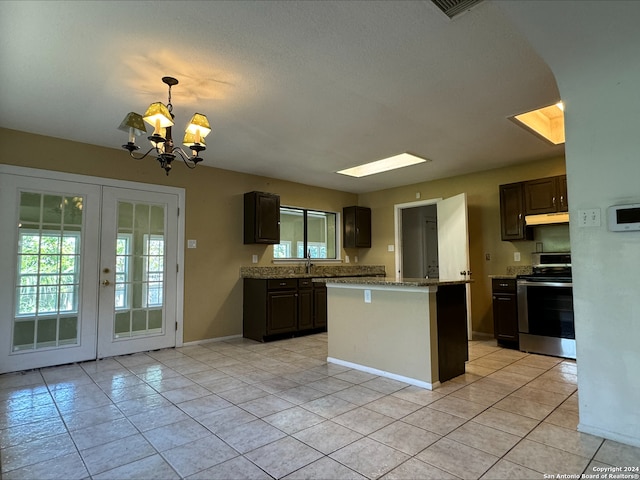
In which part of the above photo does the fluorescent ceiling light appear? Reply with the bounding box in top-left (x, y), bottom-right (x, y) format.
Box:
top-left (337, 153), bottom-right (430, 178)
top-left (511, 102), bottom-right (565, 145)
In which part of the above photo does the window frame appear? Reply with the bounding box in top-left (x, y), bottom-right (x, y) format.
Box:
top-left (16, 229), bottom-right (82, 318)
top-left (273, 206), bottom-right (341, 261)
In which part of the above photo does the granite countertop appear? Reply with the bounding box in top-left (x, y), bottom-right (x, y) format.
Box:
top-left (324, 276), bottom-right (472, 287)
top-left (240, 265), bottom-right (386, 279)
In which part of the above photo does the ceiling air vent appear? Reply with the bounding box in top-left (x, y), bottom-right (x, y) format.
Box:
top-left (431, 0), bottom-right (484, 18)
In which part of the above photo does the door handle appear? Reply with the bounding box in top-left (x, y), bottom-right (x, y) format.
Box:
top-left (101, 279), bottom-right (111, 287)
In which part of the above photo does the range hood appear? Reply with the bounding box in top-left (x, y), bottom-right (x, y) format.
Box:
top-left (525, 212), bottom-right (570, 226)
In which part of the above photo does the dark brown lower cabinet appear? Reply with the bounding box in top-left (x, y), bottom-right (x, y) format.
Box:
top-left (243, 278), bottom-right (327, 342)
top-left (297, 279), bottom-right (314, 331)
top-left (267, 289), bottom-right (298, 335)
top-left (313, 283), bottom-right (327, 328)
top-left (492, 278), bottom-right (519, 349)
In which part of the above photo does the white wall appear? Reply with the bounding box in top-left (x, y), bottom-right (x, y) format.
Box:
top-left (499, 1), bottom-right (640, 447)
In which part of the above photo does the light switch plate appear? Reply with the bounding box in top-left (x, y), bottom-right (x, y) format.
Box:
top-left (364, 289), bottom-right (372, 303)
top-left (578, 208), bottom-right (601, 227)
top-left (187, 239), bottom-right (197, 249)
top-left (252, 254), bottom-right (258, 263)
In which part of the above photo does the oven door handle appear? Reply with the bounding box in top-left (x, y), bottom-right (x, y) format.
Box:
top-left (517, 280), bottom-right (573, 287)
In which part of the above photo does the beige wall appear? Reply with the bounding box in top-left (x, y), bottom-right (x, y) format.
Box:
top-left (0, 128), bottom-right (356, 342)
top-left (355, 156), bottom-right (567, 336)
top-left (1, 127), bottom-right (567, 341)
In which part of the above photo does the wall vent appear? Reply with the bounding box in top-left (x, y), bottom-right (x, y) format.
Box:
top-left (430, 0), bottom-right (484, 18)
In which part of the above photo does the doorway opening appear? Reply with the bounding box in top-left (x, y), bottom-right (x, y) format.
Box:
top-left (394, 193), bottom-right (472, 338)
top-left (401, 203), bottom-right (439, 279)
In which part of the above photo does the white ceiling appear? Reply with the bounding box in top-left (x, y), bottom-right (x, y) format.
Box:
top-left (0, 0), bottom-right (565, 193)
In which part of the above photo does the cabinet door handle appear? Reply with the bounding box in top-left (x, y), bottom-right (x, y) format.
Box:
top-left (553, 196), bottom-right (556, 207)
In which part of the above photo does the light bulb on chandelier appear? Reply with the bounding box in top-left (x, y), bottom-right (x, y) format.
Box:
top-left (118, 76), bottom-right (211, 175)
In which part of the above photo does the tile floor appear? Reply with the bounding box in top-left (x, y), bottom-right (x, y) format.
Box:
top-left (1, 334), bottom-right (639, 479)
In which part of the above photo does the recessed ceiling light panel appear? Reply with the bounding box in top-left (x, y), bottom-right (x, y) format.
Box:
top-left (337, 153), bottom-right (430, 178)
top-left (510, 102), bottom-right (565, 145)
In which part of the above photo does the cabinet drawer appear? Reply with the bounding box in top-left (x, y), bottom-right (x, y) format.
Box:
top-left (492, 278), bottom-right (517, 293)
top-left (267, 278), bottom-right (298, 290)
top-left (298, 278), bottom-right (313, 289)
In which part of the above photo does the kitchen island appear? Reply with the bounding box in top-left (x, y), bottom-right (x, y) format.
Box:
top-left (325, 277), bottom-right (471, 390)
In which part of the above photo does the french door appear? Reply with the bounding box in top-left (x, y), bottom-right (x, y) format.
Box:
top-left (0, 169), bottom-right (182, 373)
top-left (97, 187), bottom-right (178, 358)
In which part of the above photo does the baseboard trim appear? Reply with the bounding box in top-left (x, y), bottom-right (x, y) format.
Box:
top-left (471, 331), bottom-right (494, 341)
top-left (327, 356), bottom-right (439, 391)
top-left (578, 422), bottom-right (640, 448)
top-left (182, 334), bottom-right (242, 347)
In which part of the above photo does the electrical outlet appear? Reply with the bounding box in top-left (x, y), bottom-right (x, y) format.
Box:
top-left (514, 252), bottom-right (521, 262)
top-left (252, 254), bottom-right (258, 263)
top-left (187, 239), bottom-right (197, 249)
top-left (485, 253), bottom-right (491, 261)
top-left (364, 289), bottom-right (371, 303)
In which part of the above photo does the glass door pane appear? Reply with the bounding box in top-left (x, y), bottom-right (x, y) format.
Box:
top-left (97, 187), bottom-right (178, 358)
top-left (113, 201), bottom-right (165, 339)
top-left (14, 193), bottom-right (84, 351)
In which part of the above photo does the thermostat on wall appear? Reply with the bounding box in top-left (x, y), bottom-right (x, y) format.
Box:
top-left (607, 203), bottom-right (640, 232)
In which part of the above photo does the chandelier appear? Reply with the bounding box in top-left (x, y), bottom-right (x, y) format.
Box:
top-left (118, 76), bottom-right (211, 175)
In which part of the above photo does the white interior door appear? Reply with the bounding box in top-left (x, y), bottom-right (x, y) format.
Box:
top-left (0, 174), bottom-right (101, 373)
top-left (437, 192), bottom-right (473, 337)
top-left (97, 187), bottom-right (179, 358)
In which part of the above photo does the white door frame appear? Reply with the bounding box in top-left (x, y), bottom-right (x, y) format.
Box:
top-left (0, 164), bottom-right (186, 349)
top-left (394, 195), bottom-right (473, 339)
top-left (394, 198), bottom-right (442, 278)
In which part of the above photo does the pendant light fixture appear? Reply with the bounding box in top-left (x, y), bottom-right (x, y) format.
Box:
top-left (118, 76), bottom-right (211, 175)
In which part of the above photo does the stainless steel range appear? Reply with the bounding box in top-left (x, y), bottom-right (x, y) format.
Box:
top-left (517, 252), bottom-right (575, 359)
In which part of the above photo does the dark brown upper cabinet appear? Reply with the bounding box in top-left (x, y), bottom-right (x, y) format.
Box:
top-left (500, 182), bottom-right (531, 241)
top-left (244, 191), bottom-right (280, 244)
top-left (524, 175), bottom-right (568, 214)
top-left (343, 206), bottom-right (371, 248)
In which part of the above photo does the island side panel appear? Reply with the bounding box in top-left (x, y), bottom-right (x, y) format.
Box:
top-left (436, 283), bottom-right (468, 382)
top-left (326, 285), bottom-right (439, 386)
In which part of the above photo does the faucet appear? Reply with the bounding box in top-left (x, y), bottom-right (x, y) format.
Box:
top-left (305, 249), bottom-right (312, 274)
